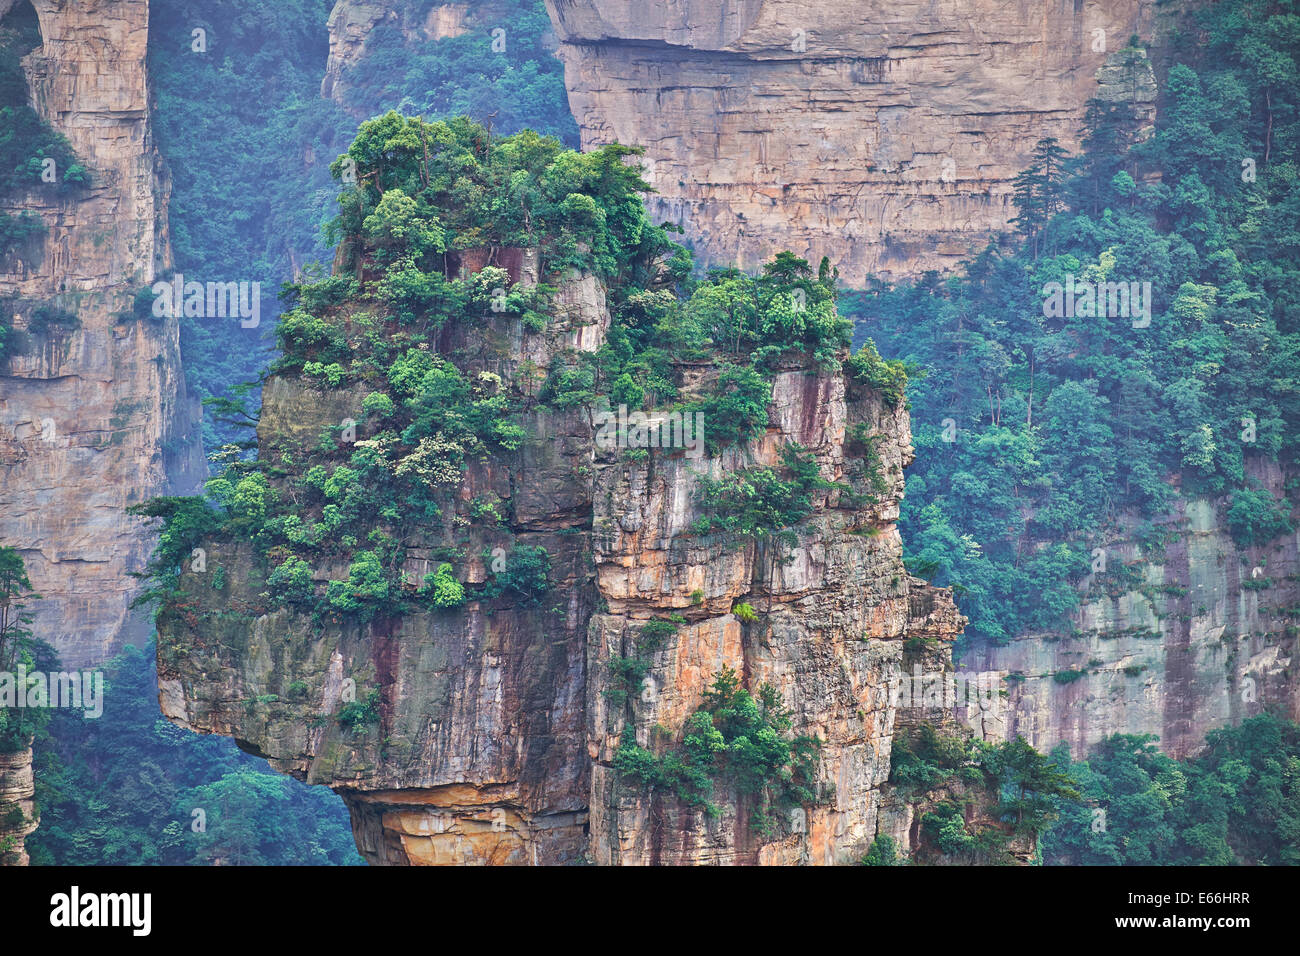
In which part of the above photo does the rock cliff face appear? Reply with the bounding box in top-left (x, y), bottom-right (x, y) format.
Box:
top-left (0, 741), bottom-right (38, 865)
top-left (156, 261), bottom-right (968, 865)
top-left (964, 464), bottom-right (1300, 759)
top-left (0, 0), bottom-right (203, 666)
top-left (320, 0), bottom-right (397, 105)
top-left (546, 0), bottom-right (1154, 282)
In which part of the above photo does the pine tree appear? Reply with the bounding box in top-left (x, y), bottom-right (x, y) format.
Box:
top-left (1009, 137), bottom-right (1069, 257)
top-left (0, 546), bottom-right (38, 674)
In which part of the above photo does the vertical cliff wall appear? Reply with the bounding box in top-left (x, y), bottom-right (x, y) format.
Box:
top-left (0, 742), bottom-right (37, 864)
top-left (0, 0), bottom-right (203, 667)
top-left (546, 0), bottom-right (1154, 282)
top-left (156, 257), bottom-right (967, 865)
top-left (587, 353), bottom-right (964, 864)
top-left (964, 465), bottom-right (1300, 760)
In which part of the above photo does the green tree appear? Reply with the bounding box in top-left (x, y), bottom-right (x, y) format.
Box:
top-left (1010, 137), bottom-right (1069, 257)
top-left (0, 545), bottom-right (38, 674)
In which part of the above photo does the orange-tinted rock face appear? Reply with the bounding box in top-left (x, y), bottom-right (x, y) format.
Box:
top-left (584, 359), bottom-right (965, 864)
top-left (546, 0), bottom-right (1154, 282)
top-left (0, 0), bottom-right (203, 666)
top-left (543, 0), bottom-right (1300, 769)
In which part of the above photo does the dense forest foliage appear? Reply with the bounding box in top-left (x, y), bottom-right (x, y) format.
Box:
top-left (847, 0), bottom-right (1300, 648)
top-left (147, 0), bottom-right (575, 451)
top-left (0, 546), bottom-right (49, 758)
top-left (334, 0), bottom-right (578, 146)
top-left (0, 3), bottom-right (87, 198)
top-left (1042, 716), bottom-right (1300, 865)
top-left (868, 716), bottom-right (1300, 866)
top-left (148, 0), bottom-right (356, 449)
top-left (872, 723), bottom-right (1080, 865)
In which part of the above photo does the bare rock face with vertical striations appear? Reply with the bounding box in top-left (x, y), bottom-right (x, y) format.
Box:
top-left (545, 0), bottom-right (1154, 281)
top-left (964, 471), bottom-right (1300, 760)
top-left (0, 0), bottom-right (203, 666)
top-left (156, 255), bottom-right (967, 864)
top-left (586, 362), bottom-right (963, 864)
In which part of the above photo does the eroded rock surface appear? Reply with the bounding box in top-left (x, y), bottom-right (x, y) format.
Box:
top-left (546, 0), bottom-right (1154, 282)
top-left (965, 464), bottom-right (1300, 759)
top-left (0, 742), bottom-right (38, 865)
top-left (0, 0), bottom-right (203, 666)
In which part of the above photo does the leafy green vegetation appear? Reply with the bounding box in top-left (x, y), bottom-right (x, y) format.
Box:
top-left (336, 688), bottom-right (382, 731)
top-left (0, 3), bottom-right (89, 199)
top-left (0, 546), bottom-right (49, 754)
top-left (602, 616), bottom-right (679, 708)
top-left (1041, 716), bottom-right (1300, 865)
top-left (1225, 487), bottom-right (1294, 547)
top-left (146, 0), bottom-right (583, 452)
top-left (326, 111), bottom-right (670, 281)
top-left (613, 665), bottom-right (823, 834)
top-left (682, 365), bottom-right (771, 455)
top-left (691, 444), bottom-right (831, 546)
top-left (423, 563), bottom-right (467, 608)
top-left (888, 723), bottom-right (1080, 864)
top-left (845, 340), bottom-right (909, 408)
top-left (146, 0), bottom-right (358, 449)
top-left (335, 0), bottom-right (578, 147)
top-left (847, 0), bottom-right (1300, 649)
top-left (138, 114), bottom-right (874, 632)
top-left (888, 722), bottom-right (982, 794)
top-left (859, 834), bottom-right (898, 865)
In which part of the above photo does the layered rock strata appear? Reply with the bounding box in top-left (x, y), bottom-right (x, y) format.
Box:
top-left (0, 0), bottom-right (203, 666)
top-left (0, 742), bottom-right (37, 865)
top-left (546, 0), bottom-right (1155, 282)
